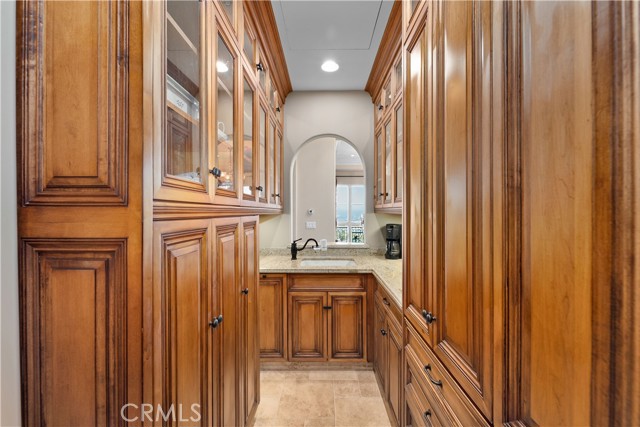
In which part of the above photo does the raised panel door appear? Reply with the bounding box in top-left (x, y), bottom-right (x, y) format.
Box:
top-left (388, 321), bottom-right (402, 425)
top-left (151, 220), bottom-right (213, 426)
top-left (328, 292), bottom-right (366, 360)
top-left (259, 274), bottom-right (287, 359)
top-left (20, 240), bottom-right (127, 426)
top-left (213, 219), bottom-right (240, 427)
top-left (432, 0), bottom-right (493, 418)
top-left (374, 298), bottom-right (388, 389)
top-left (289, 292), bottom-right (326, 361)
top-left (241, 220), bottom-right (259, 424)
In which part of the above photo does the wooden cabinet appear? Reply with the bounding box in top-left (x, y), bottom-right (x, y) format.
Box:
top-left (259, 274), bottom-right (287, 360)
top-left (288, 290), bottom-right (367, 362)
top-left (401, 0), bottom-right (640, 425)
top-left (241, 220), bottom-right (259, 424)
top-left (373, 286), bottom-right (403, 426)
top-left (146, 0), bottom-right (289, 211)
top-left (367, 1), bottom-right (403, 214)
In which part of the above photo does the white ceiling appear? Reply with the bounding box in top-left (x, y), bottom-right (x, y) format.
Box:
top-left (336, 140), bottom-right (364, 167)
top-left (271, 0), bottom-right (393, 91)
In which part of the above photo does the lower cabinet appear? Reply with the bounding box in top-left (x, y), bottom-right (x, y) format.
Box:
top-left (288, 290), bottom-right (367, 362)
top-left (150, 216), bottom-right (259, 427)
top-left (373, 285), bottom-right (403, 426)
top-left (258, 273), bottom-right (287, 359)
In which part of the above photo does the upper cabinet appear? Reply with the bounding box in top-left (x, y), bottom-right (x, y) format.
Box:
top-left (147, 0), bottom-right (291, 212)
top-left (366, 1), bottom-right (403, 214)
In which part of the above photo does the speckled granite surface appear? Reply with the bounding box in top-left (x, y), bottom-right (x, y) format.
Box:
top-left (259, 250), bottom-right (402, 307)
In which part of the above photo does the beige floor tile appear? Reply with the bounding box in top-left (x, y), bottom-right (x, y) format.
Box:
top-left (334, 397), bottom-right (391, 427)
top-left (284, 371), bottom-right (311, 381)
top-left (262, 371), bottom-right (288, 381)
top-left (308, 370), bottom-right (359, 381)
top-left (253, 417), bottom-right (306, 427)
top-left (304, 417), bottom-right (335, 427)
top-left (261, 380), bottom-right (285, 398)
top-left (356, 371), bottom-right (378, 383)
top-left (255, 396), bottom-right (281, 419)
top-left (333, 380), bottom-right (361, 397)
top-left (359, 382), bottom-right (382, 397)
top-left (278, 381), bottom-right (335, 420)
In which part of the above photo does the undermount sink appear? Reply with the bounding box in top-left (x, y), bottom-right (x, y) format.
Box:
top-left (299, 258), bottom-right (356, 267)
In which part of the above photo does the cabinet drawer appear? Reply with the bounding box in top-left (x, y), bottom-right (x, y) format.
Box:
top-left (375, 285), bottom-right (402, 326)
top-left (405, 323), bottom-right (490, 427)
top-left (405, 365), bottom-right (444, 427)
top-left (289, 274), bottom-right (365, 291)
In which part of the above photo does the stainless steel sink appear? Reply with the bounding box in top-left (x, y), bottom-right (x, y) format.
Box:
top-left (299, 258), bottom-right (356, 267)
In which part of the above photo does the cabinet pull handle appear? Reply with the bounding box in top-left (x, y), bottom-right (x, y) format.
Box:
top-left (379, 192), bottom-right (384, 197)
top-left (241, 288), bottom-right (249, 295)
top-left (256, 185), bottom-right (264, 191)
top-left (378, 104), bottom-right (384, 111)
top-left (422, 309), bottom-right (437, 324)
top-left (423, 364), bottom-right (443, 387)
top-left (208, 314), bottom-right (223, 328)
top-left (323, 306), bottom-right (332, 310)
top-left (261, 274), bottom-right (267, 279)
top-left (209, 167), bottom-right (222, 178)
top-left (382, 298), bottom-right (390, 306)
top-left (423, 409), bottom-right (432, 421)
top-left (380, 329), bottom-right (387, 336)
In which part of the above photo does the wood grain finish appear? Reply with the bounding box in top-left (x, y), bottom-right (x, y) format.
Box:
top-left (288, 292), bottom-right (326, 361)
top-left (288, 274), bottom-right (365, 292)
top-left (241, 220), bottom-right (259, 424)
top-left (18, 0), bottom-right (128, 206)
top-left (328, 292), bottom-right (366, 360)
top-left (259, 274), bottom-right (287, 359)
top-left (20, 240), bottom-right (127, 427)
top-left (213, 220), bottom-right (240, 427)
top-left (365, 0), bottom-right (401, 99)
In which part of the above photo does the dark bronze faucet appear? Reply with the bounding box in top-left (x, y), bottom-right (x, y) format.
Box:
top-left (291, 238), bottom-right (319, 260)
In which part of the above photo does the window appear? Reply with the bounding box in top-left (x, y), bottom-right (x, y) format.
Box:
top-left (336, 183), bottom-right (365, 243)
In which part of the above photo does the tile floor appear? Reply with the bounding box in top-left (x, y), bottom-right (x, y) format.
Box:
top-left (253, 369), bottom-right (392, 427)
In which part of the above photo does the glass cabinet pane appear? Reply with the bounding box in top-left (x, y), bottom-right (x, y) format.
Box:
top-left (395, 105), bottom-right (403, 200)
top-left (259, 106), bottom-right (266, 199)
top-left (243, 22), bottom-right (254, 65)
top-left (377, 132), bottom-right (383, 204)
top-left (243, 78), bottom-right (253, 196)
top-left (268, 121), bottom-right (275, 203)
top-left (395, 59), bottom-right (402, 95)
top-left (274, 131), bottom-right (281, 204)
top-left (385, 120), bottom-right (392, 203)
top-left (219, 0), bottom-right (233, 26)
top-left (165, 0), bottom-right (202, 182)
top-left (216, 35), bottom-right (235, 191)
top-left (384, 82), bottom-right (392, 108)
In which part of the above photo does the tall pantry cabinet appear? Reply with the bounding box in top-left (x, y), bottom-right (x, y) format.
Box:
top-left (17, 0), bottom-right (291, 425)
top-left (402, 1), bottom-right (639, 426)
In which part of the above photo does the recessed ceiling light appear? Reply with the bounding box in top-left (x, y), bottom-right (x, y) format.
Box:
top-left (321, 60), bottom-right (339, 73)
top-left (216, 61), bottom-right (229, 73)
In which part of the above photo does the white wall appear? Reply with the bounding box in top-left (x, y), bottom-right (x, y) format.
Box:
top-left (259, 91), bottom-right (401, 249)
top-left (1, 1), bottom-right (22, 425)
top-left (294, 137), bottom-right (336, 241)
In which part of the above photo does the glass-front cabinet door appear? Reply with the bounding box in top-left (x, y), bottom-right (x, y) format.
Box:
top-left (376, 131), bottom-right (384, 206)
top-left (214, 33), bottom-right (236, 195)
top-left (242, 77), bottom-right (254, 198)
top-left (258, 105), bottom-right (267, 202)
top-left (268, 120), bottom-right (275, 204)
top-left (395, 104), bottom-right (403, 202)
top-left (274, 129), bottom-right (282, 206)
top-left (384, 119), bottom-right (392, 204)
top-left (164, 0), bottom-right (206, 191)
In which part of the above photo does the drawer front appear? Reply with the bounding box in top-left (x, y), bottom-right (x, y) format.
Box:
top-left (289, 274), bottom-right (365, 291)
top-left (405, 323), bottom-right (490, 427)
top-left (375, 285), bottom-right (402, 326)
top-left (405, 362), bottom-right (445, 427)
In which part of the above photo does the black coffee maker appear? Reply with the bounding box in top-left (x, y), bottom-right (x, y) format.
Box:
top-left (384, 224), bottom-right (402, 259)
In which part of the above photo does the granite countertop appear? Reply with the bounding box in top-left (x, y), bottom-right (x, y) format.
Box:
top-left (259, 249), bottom-right (402, 307)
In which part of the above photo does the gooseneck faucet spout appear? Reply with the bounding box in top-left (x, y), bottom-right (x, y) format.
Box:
top-left (291, 238), bottom-right (319, 260)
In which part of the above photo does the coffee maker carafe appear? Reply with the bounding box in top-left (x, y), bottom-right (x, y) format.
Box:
top-left (384, 224), bottom-right (402, 259)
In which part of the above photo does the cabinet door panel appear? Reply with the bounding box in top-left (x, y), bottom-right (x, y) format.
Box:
top-left (329, 292), bottom-right (366, 360)
top-left (374, 298), bottom-right (388, 390)
top-left (433, 0), bottom-right (492, 417)
top-left (388, 321), bottom-right (402, 425)
top-left (289, 292), bottom-right (326, 361)
top-left (259, 275), bottom-right (287, 359)
top-left (153, 220), bottom-right (212, 426)
top-left (242, 220), bottom-right (259, 423)
top-left (213, 219), bottom-right (240, 427)
top-left (21, 240), bottom-right (127, 427)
